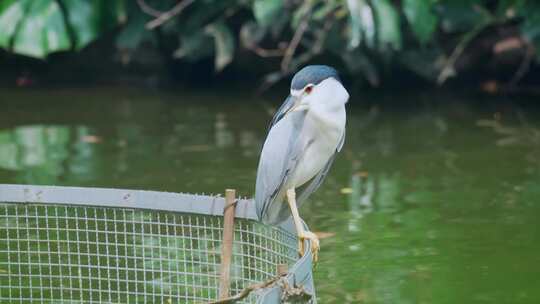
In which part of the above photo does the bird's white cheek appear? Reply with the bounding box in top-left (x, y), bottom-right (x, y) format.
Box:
top-left (328, 81), bottom-right (349, 105)
top-left (302, 96), bottom-right (314, 107)
top-left (310, 78), bottom-right (348, 107)
top-left (293, 96), bottom-right (311, 111)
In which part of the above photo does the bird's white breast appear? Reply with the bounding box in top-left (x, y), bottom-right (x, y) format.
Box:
top-left (290, 78), bottom-right (348, 187)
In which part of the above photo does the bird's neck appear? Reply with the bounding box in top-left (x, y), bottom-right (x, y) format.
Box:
top-left (306, 102), bottom-right (346, 134)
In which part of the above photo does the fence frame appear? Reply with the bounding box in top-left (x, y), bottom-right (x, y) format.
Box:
top-left (0, 184), bottom-right (316, 303)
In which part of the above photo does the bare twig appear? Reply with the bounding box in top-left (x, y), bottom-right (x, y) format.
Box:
top-left (250, 46), bottom-right (286, 58)
top-left (493, 37), bottom-right (525, 54)
top-left (312, 17), bottom-right (334, 54)
top-left (259, 17), bottom-right (334, 93)
top-left (278, 278), bottom-right (312, 302)
top-left (281, 20), bottom-right (309, 72)
top-left (437, 22), bottom-right (490, 85)
top-left (145, 0), bottom-right (195, 30)
top-left (258, 17), bottom-right (334, 93)
top-left (208, 275), bottom-right (283, 304)
top-left (136, 0), bottom-right (163, 17)
top-left (507, 42), bottom-right (534, 87)
top-left (280, 4), bottom-right (312, 72)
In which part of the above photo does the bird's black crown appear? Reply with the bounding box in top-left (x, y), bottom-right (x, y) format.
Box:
top-left (291, 65), bottom-right (340, 91)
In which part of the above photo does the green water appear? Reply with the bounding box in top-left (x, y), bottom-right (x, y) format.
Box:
top-left (1, 87), bottom-right (540, 303)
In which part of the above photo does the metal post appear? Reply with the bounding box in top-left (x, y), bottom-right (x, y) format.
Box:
top-left (219, 189), bottom-right (236, 299)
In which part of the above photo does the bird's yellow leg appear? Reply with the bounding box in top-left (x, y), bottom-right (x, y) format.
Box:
top-left (286, 189), bottom-right (320, 262)
top-left (286, 189), bottom-right (305, 254)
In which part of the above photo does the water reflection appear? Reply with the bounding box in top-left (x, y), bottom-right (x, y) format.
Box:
top-left (0, 125), bottom-right (71, 184)
top-left (347, 172), bottom-right (374, 234)
top-left (311, 102), bottom-right (540, 303)
top-left (0, 97), bottom-right (264, 193)
top-left (1, 89), bottom-right (540, 303)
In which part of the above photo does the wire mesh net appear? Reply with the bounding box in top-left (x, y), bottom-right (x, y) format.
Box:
top-left (0, 203), bottom-right (298, 303)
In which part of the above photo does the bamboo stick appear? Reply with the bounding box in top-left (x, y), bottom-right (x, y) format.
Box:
top-left (218, 189), bottom-right (236, 299)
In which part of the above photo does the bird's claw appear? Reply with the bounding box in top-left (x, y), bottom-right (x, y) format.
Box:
top-left (298, 231), bottom-right (320, 263)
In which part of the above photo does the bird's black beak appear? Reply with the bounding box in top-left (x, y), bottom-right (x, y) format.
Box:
top-left (284, 95), bottom-right (301, 115)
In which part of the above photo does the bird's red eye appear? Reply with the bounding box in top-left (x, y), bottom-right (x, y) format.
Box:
top-left (305, 85), bottom-right (313, 94)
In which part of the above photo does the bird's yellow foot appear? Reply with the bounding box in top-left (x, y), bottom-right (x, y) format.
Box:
top-left (298, 231), bottom-right (320, 263)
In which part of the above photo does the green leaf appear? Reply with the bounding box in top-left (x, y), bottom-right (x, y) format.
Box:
top-left (399, 48), bottom-right (442, 80)
top-left (371, 0), bottom-right (401, 51)
top-left (342, 50), bottom-right (379, 86)
top-left (12, 0), bottom-right (71, 58)
top-left (0, 130), bottom-right (18, 170)
top-left (346, 0), bottom-right (375, 49)
top-left (519, 2), bottom-right (540, 59)
top-left (63, 0), bottom-right (126, 50)
top-left (253, 0), bottom-right (283, 28)
top-left (180, 0), bottom-right (234, 35)
top-left (41, 2), bottom-right (71, 52)
top-left (403, 0), bottom-right (438, 45)
top-left (239, 21), bottom-right (266, 49)
top-left (173, 31), bottom-right (214, 61)
top-left (96, 0), bottom-right (127, 27)
top-left (313, 1), bottom-right (339, 20)
top-left (61, 0), bottom-right (96, 50)
top-left (116, 6), bottom-right (153, 50)
top-left (0, 0), bottom-right (27, 49)
top-left (205, 21), bottom-right (235, 72)
top-left (291, 1), bottom-right (313, 30)
top-left (435, 0), bottom-right (489, 33)
top-left (323, 21), bottom-right (346, 54)
top-left (495, 0), bottom-right (526, 18)
top-left (0, 0), bottom-right (125, 57)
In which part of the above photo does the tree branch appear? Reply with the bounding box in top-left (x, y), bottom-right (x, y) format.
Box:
top-left (136, 0), bottom-right (163, 18)
top-left (145, 0), bottom-right (195, 30)
top-left (437, 23), bottom-right (489, 85)
top-left (207, 276), bottom-right (282, 304)
top-left (507, 42), bottom-right (534, 87)
top-left (249, 45), bottom-right (286, 58)
top-left (258, 16), bottom-right (335, 93)
top-left (280, 4), bottom-right (312, 72)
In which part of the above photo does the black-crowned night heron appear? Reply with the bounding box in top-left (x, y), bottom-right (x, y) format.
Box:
top-left (255, 65), bottom-right (349, 260)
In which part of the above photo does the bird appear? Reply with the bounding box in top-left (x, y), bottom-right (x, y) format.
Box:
top-left (255, 65), bottom-right (348, 260)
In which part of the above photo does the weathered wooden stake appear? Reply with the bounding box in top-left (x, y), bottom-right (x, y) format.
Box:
top-left (219, 189), bottom-right (236, 300)
top-left (277, 264), bottom-right (288, 276)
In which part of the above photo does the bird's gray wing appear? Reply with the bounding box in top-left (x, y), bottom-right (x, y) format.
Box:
top-left (297, 129), bottom-right (346, 205)
top-left (256, 110), bottom-right (307, 223)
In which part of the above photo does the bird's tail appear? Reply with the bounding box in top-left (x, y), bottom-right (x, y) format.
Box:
top-left (258, 194), bottom-right (292, 225)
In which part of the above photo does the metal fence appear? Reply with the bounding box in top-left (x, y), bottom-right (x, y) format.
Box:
top-left (0, 185), bottom-right (316, 304)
